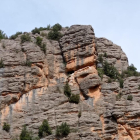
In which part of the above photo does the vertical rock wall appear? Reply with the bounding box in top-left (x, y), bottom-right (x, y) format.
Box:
top-left (0, 25), bottom-right (140, 140)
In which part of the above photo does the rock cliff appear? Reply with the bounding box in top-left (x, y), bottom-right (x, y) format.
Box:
top-left (0, 24), bottom-right (139, 140)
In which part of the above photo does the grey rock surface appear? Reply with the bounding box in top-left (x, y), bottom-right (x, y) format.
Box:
top-left (0, 25), bottom-right (139, 140)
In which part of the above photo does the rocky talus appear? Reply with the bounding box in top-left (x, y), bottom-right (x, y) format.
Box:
top-left (0, 25), bottom-right (140, 140)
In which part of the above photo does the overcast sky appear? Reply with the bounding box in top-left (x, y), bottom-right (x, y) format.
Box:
top-left (0, 0), bottom-right (140, 70)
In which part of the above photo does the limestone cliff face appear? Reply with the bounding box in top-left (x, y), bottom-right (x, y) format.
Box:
top-left (0, 25), bottom-right (139, 140)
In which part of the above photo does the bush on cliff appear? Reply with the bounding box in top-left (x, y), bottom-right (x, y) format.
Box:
top-left (36, 36), bottom-right (46, 54)
top-left (20, 125), bottom-right (39, 140)
top-left (32, 27), bottom-right (47, 34)
top-left (20, 34), bottom-right (31, 43)
top-left (0, 30), bottom-right (8, 40)
top-left (123, 64), bottom-right (140, 77)
top-left (97, 68), bottom-right (104, 79)
top-left (69, 94), bottom-right (80, 104)
top-left (3, 122), bottom-right (10, 132)
top-left (127, 95), bottom-right (133, 101)
top-left (103, 61), bottom-right (119, 79)
top-left (64, 82), bottom-right (71, 98)
top-left (0, 59), bottom-right (4, 68)
top-left (38, 120), bottom-right (52, 138)
top-left (10, 32), bottom-right (22, 40)
top-left (48, 23), bottom-right (62, 41)
top-left (25, 60), bottom-right (32, 67)
top-left (56, 122), bottom-right (70, 137)
top-left (20, 126), bottom-right (32, 140)
top-left (64, 82), bottom-right (80, 104)
top-left (98, 54), bottom-right (103, 63)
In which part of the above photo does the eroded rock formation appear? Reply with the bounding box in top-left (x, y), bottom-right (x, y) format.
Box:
top-left (0, 25), bottom-right (139, 140)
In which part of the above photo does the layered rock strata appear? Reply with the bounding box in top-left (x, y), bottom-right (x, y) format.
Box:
top-left (0, 25), bottom-right (139, 140)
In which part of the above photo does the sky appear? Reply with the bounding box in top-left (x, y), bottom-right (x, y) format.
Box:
top-left (0, 0), bottom-right (140, 70)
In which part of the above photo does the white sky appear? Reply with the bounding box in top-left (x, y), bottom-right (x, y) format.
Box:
top-left (0, 0), bottom-right (140, 70)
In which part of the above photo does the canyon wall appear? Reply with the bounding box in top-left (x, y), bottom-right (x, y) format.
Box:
top-left (0, 25), bottom-right (140, 140)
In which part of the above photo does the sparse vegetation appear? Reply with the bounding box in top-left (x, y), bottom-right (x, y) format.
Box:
top-left (78, 111), bottom-right (82, 118)
top-left (36, 36), bottom-right (42, 47)
top-left (20, 34), bottom-right (31, 43)
top-left (0, 30), bottom-right (8, 40)
top-left (56, 122), bottom-right (70, 137)
top-left (103, 61), bottom-right (119, 79)
top-left (48, 23), bottom-right (62, 41)
top-left (98, 54), bottom-right (103, 63)
top-left (97, 68), bottom-right (104, 79)
top-left (116, 93), bottom-right (123, 101)
top-left (38, 120), bottom-right (52, 138)
top-left (40, 32), bottom-right (47, 37)
top-left (138, 85), bottom-right (140, 90)
top-left (31, 27), bottom-right (47, 34)
top-left (69, 94), bottom-right (80, 104)
top-left (10, 32), bottom-right (22, 40)
top-left (46, 24), bottom-right (51, 30)
top-left (123, 64), bottom-right (140, 77)
top-left (64, 82), bottom-right (80, 104)
top-left (104, 52), bottom-right (107, 57)
top-left (3, 122), bottom-right (10, 132)
top-left (0, 59), bottom-right (4, 68)
top-left (64, 82), bottom-right (71, 98)
top-left (119, 78), bottom-right (124, 88)
top-left (127, 95), bottom-right (133, 101)
top-left (20, 125), bottom-right (39, 140)
top-left (25, 60), bottom-right (32, 67)
top-left (36, 36), bottom-right (46, 54)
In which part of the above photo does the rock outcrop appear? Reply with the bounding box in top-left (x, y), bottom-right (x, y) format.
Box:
top-left (0, 25), bottom-right (139, 140)
top-left (96, 37), bottom-right (128, 72)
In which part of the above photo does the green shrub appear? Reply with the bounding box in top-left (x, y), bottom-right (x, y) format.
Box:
top-left (41, 43), bottom-right (46, 54)
top-left (64, 82), bottom-right (71, 98)
top-left (19, 125), bottom-right (39, 140)
top-left (0, 59), bottom-right (4, 68)
top-left (36, 37), bottom-right (46, 54)
top-left (119, 78), bottom-right (124, 88)
top-left (138, 85), bottom-right (140, 90)
top-left (20, 126), bottom-right (32, 140)
top-left (127, 95), bottom-right (133, 101)
top-left (123, 64), bottom-right (140, 77)
top-left (69, 94), bottom-right (80, 104)
top-left (52, 23), bottom-right (62, 31)
top-left (97, 68), bottom-right (104, 79)
top-left (21, 34), bottom-right (31, 43)
top-left (36, 36), bottom-right (43, 47)
top-left (40, 32), bottom-right (47, 37)
top-left (46, 24), bottom-right (51, 30)
top-left (103, 61), bottom-right (119, 79)
top-left (38, 120), bottom-right (52, 138)
top-left (31, 27), bottom-right (47, 34)
top-left (48, 30), bottom-right (62, 41)
top-left (116, 93), bottom-right (122, 101)
top-left (98, 54), bottom-right (103, 63)
top-left (25, 60), bottom-right (32, 67)
top-left (78, 111), bottom-right (82, 118)
top-left (47, 23), bottom-right (62, 41)
top-left (56, 122), bottom-right (70, 137)
top-left (104, 52), bottom-right (107, 57)
top-left (10, 32), bottom-right (22, 40)
top-left (3, 122), bottom-right (10, 132)
top-left (0, 30), bottom-right (8, 40)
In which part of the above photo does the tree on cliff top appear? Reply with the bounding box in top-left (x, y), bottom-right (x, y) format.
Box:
top-left (0, 30), bottom-right (8, 39)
